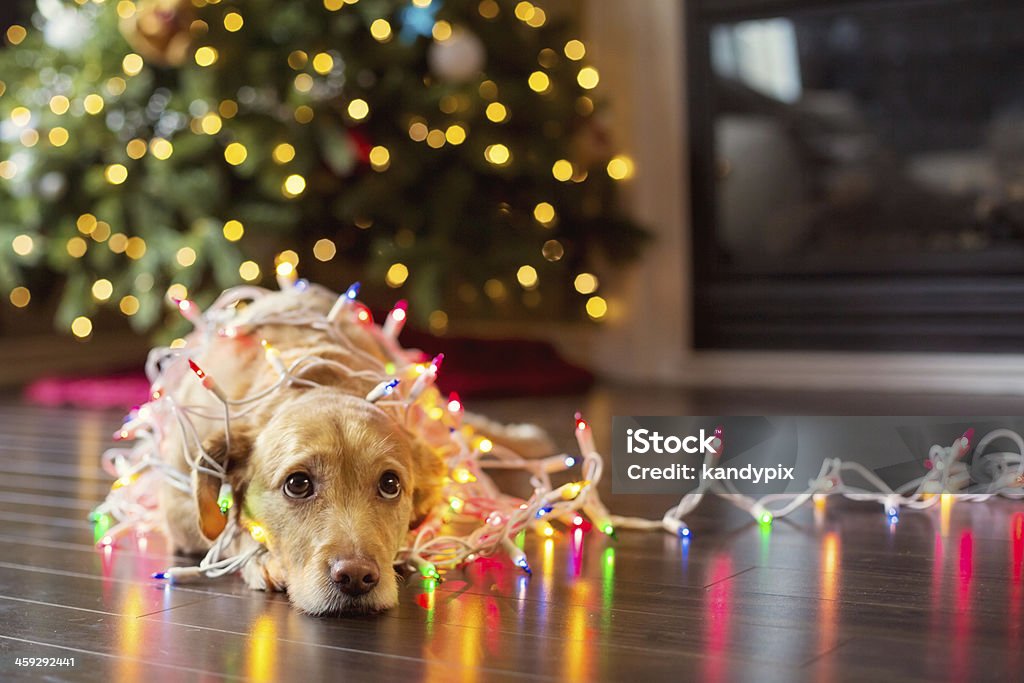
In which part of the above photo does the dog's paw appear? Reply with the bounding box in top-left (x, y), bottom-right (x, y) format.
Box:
top-left (242, 553), bottom-right (287, 592)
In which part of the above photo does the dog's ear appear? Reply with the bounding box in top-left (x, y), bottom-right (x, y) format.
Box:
top-left (409, 437), bottom-right (446, 529)
top-left (193, 427), bottom-right (254, 542)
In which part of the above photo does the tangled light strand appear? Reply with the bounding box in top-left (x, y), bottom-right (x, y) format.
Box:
top-left (94, 278), bottom-right (1024, 583)
top-left (94, 277), bottom-right (631, 581)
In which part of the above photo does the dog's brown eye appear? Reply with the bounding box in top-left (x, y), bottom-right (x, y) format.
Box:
top-left (284, 472), bottom-right (314, 499)
top-left (378, 471), bottom-right (401, 499)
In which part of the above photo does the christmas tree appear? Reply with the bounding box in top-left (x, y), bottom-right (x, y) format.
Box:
top-left (0, 0), bottom-right (646, 339)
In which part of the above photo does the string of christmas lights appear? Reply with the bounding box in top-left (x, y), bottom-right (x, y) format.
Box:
top-left (94, 274), bottom-right (1024, 584)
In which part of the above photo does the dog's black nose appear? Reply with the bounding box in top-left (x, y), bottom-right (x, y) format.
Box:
top-left (330, 558), bottom-right (380, 596)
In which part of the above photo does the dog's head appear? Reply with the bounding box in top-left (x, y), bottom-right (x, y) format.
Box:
top-left (194, 389), bottom-right (443, 614)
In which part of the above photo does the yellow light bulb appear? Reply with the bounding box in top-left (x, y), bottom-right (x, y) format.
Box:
top-left (223, 12), bottom-right (243, 32)
top-left (239, 260), bottom-right (260, 281)
top-left (105, 164), bottom-right (128, 185)
top-left (194, 46), bottom-right (219, 67)
top-left (83, 94), bottom-right (105, 115)
top-left (119, 295), bottom-right (140, 316)
top-left (607, 154), bottom-right (635, 180)
top-left (224, 142), bottom-right (248, 165)
top-left (586, 296), bottom-right (608, 320)
top-left (313, 238), bottom-right (336, 262)
top-left (485, 143), bottom-right (511, 166)
top-left (385, 263), bottom-right (409, 287)
top-left (12, 234), bottom-right (33, 256)
top-left (71, 316), bottom-right (93, 339)
top-left (282, 174), bottom-right (306, 198)
top-left (272, 143), bottom-right (296, 164)
top-left (49, 95), bottom-right (70, 115)
top-left (312, 52), bottom-right (334, 75)
top-left (552, 159), bottom-right (573, 182)
top-left (528, 71), bottom-right (551, 93)
top-left (347, 98), bottom-right (369, 120)
top-left (48, 127), bottom-right (69, 147)
top-left (485, 102), bottom-right (507, 123)
top-left (91, 279), bottom-right (113, 301)
top-left (150, 138), bottom-right (174, 160)
top-left (533, 202), bottom-right (555, 225)
top-left (577, 66), bottom-right (600, 90)
top-left (122, 53), bottom-right (144, 76)
top-left (445, 124), bottom-right (466, 145)
top-left (222, 219), bottom-right (244, 242)
top-left (564, 39), bottom-right (586, 61)
top-left (9, 286), bottom-right (31, 308)
top-left (369, 145), bottom-right (390, 171)
top-left (574, 272), bottom-right (599, 294)
top-left (516, 265), bottom-right (538, 290)
top-left (370, 18), bottom-right (392, 42)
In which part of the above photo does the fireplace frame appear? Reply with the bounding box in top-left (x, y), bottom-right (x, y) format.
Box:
top-left (687, 0), bottom-right (1024, 352)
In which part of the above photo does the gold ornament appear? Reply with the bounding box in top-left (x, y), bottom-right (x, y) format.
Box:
top-left (119, 0), bottom-right (195, 67)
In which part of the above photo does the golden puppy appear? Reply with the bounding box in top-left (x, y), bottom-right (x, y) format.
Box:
top-left (158, 287), bottom-right (551, 614)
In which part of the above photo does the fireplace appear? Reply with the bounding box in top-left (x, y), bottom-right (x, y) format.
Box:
top-left (688, 0), bottom-right (1024, 352)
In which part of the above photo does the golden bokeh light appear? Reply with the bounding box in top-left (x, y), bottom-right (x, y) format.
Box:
top-left (564, 39), bottom-right (586, 61)
top-left (224, 142), bottom-right (248, 165)
top-left (6, 25), bottom-right (27, 46)
top-left (385, 262), bottom-right (409, 287)
top-left (485, 143), bottom-right (511, 166)
top-left (150, 138), bottom-right (174, 160)
top-left (126, 139), bottom-right (147, 159)
top-left (12, 234), bottom-right (34, 256)
top-left (586, 295), bottom-right (608, 320)
top-left (607, 154), bottom-right (635, 180)
top-left (528, 71), bottom-right (551, 93)
top-left (312, 52), bottom-right (334, 74)
top-left (223, 219), bottom-right (244, 241)
top-left (370, 19), bottom-right (392, 42)
top-left (9, 286), bottom-right (30, 308)
top-left (478, 0), bottom-right (499, 19)
top-left (485, 102), bottom-right (507, 123)
top-left (71, 316), bottom-right (93, 339)
top-left (224, 12), bottom-right (244, 31)
top-left (445, 125), bottom-right (467, 145)
top-left (48, 127), bottom-right (70, 147)
top-left (577, 66), bottom-right (600, 90)
top-left (239, 260), bottom-right (261, 281)
top-left (195, 46), bottom-right (219, 67)
top-left (83, 94), bottom-right (105, 115)
top-left (119, 295), bottom-right (140, 316)
top-left (369, 145), bottom-right (390, 171)
top-left (49, 95), bottom-right (70, 115)
top-left (347, 98), bottom-right (369, 120)
top-left (105, 164), bottom-right (128, 185)
top-left (176, 247), bottom-right (197, 267)
top-left (122, 53), bottom-right (144, 76)
top-left (313, 238), bottom-right (337, 262)
top-left (533, 202), bottom-right (556, 226)
top-left (67, 237), bottom-right (88, 258)
top-left (516, 265), bottom-right (538, 289)
top-left (273, 143), bottom-right (296, 164)
top-left (552, 159), bottom-right (573, 182)
top-left (125, 236), bottom-right (147, 259)
top-left (574, 272), bottom-right (599, 294)
top-left (91, 279), bottom-right (113, 301)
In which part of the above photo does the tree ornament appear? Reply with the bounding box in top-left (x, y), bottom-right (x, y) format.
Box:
top-left (427, 28), bottom-right (486, 83)
top-left (118, 0), bottom-right (195, 67)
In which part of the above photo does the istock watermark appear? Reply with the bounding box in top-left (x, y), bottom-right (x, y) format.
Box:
top-left (610, 416), bottom-right (1024, 495)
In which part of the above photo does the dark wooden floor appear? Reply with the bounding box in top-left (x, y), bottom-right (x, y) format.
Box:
top-left (0, 387), bottom-right (1022, 682)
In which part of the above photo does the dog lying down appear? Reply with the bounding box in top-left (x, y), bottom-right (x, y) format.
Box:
top-left (159, 286), bottom-right (555, 614)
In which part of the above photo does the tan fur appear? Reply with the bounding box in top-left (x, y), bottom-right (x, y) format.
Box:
top-left (157, 289), bottom-right (546, 614)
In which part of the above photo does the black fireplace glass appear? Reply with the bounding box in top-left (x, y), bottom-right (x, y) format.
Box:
top-left (690, 0), bottom-right (1024, 351)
